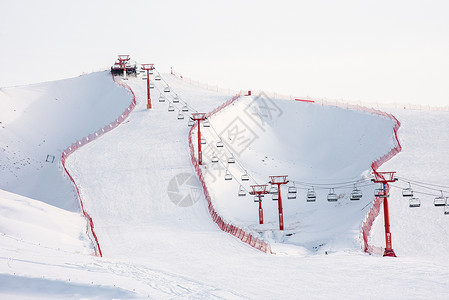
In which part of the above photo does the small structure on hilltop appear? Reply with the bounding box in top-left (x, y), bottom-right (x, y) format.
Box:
top-left (110, 55), bottom-right (137, 77)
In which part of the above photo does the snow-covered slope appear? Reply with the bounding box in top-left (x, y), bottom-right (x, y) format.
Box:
top-left (370, 109), bottom-right (449, 257)
top-left (199, 95), bottom-right (397, 253)
top-left (0, 72), bottom-right (132, 211)
top-left (1, 70), bottom-right (449, 299)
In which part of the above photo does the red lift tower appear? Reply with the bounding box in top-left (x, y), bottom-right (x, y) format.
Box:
top-left (191, 113), bottom-right (206, 165)
top-left (372, 171), bottom-right (397, 257)
top-left (269, 175), bottom-right (289, 231)
top-left (117, 55), bottom-right (130, 79)
top-left (251, 184), bottom-right (269, 224)
top-left (141, 64), bottom-right (154, 109)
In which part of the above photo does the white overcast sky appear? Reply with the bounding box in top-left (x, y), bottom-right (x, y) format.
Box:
top-left (1, 0), bottom-right (448, 106)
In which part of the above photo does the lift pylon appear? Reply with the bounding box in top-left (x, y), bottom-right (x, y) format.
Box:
top-left (141, 64), bottom-right (154, 109)
top-left (191, 113), bottom-right (206, 165)
top-left (251, 184), bottom-right (269, 224)
top-left (269, 175), bottom-right (289, 230)
top-left (372, 171), bottom-right (398, 257)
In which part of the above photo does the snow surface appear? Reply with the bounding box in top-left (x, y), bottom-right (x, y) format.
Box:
top-left (1, 71), bottom-right (449, 299)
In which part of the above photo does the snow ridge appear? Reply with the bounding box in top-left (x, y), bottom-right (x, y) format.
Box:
top-left (60, 74), bottom-right (137, 257)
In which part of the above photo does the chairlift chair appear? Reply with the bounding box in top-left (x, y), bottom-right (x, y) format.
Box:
top-left (254, 195), bottom-right (263, 203)
top-left (173, 95), bottom-right (179, 103)
top-left (201, 138), bottom-right (206, 145)
top-left (203, 119), bottom-right (210, 127)
top-left (142, 76), bottom-right (147, 80)
top-left (177, 112), bottom-right (184, 120)
top-left (241, 171), bottom-right (250, 181)
top-left (272, 192), bottom-right (279, 201)
top-left (350, 186), bottom-right (363, 201)
top-left (227, 154), bottom-right (235, 164)
top-left (148, 69), bottom-right (153, 75)
top-left (155, 74), bottom-right (161, 81)
top-left (149, 82), bottom-right (154, 89)
top-left (409, 197), bottom-right (421, 208)
top-left (288, 191), bottom-right (297, 200)
top-left (288, 182), bottom-right (297, 194)
top-left (188, 119), bottom-right (194, 126)
top-left (181, 105), bottom-right (189, 112)
top-left (444, 200), bottom-right (449, 215)
top-left (216, 140), bottom-right (224, 148)
top-left (168, 104), bottom-right (175, 112)
top-left (434, 191), bottom-right (445, 207)
top-left (164, 86), bottom-right (170, 93)
top-left (211, 153), bottom-right (219, 163)
top-left (402, 182), bottom-right (413, 197)
top-left (375, 187), bottom-right (389, 198)
top-left (159, 95), bottom-right (165, 102)
top-left (306, 188), bottom-right (316, 202)
top-left (238, 186), bottom-right (246, 197)
top-left (269, 186), bottom-right (278, 194)
top-left (224, 171), bottom-right (232, 181)
top-left (327, 188), bottom-right (338, 202)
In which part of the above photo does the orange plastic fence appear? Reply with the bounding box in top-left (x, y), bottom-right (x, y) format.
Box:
top-left (60, 75), bottom-right (137, 257)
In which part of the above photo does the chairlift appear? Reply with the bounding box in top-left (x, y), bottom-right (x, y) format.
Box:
top-left (254, 195), bottom-right (263, 202)
top-left (224, 170), bottom-right (232, 181)
top-left (140, 69), bottom-right (146, 73)
top-left (181, 105), bottom-right (189, 112)
top-left (409, 197), bottom-right (421, 208)
top-left (288, 191), bottom-right (297, 200)
top-left (288, 182), bottom-right (297, 194)
top-left (272, 192), bottom-right (279, 201)
top-left (434, 191), bottom-right (445, 207)
top-left (241, 171), bottom-right (249, 181)
top-left (327, 188), bottom-right (338, 202)
top-left (375, 187), bottom-right (389, 198)
top-left (350, 186), bottom-right (363, 201)
top-left (444, 200), bottom-right (449, 215)
top-left (306, 188), bottom-right (316, 202)
top-left (177, 112), bottom-right (184, 120)
top-left (159, 95), bottom-right (165, 102)
top-left (216, 140), bottom-right (224, 148)
top-left (142, 76), bottom-right (147, 80)
top-left (269, 186), bottom-right (278, 194)
top-left (149, 82), bottom-right (154, 89)
top-left (203, 119), bottom-right (210, 127)
top-left (211, 153), bottom-right (218, 163)
top-left (164, 86), bottom-right (170, 93)
top-left (173, 95), bottom-right (179, 103)
top-left (168, 104), bottom-right (175, 112)
top-left (148, 69), bottom-right (153, 75)
top-left (402, 182), bottom-right (413, 197)
top-left (188, 119), bottom-right (194, 126)
top-left (201, 138), bottom-right (206, 145)
top-left (227, 154), bottom-right (235, 164)
top-left (238, 186), bottom-right (246, 197)
top-left (155, 74), bottom-right (161, 80)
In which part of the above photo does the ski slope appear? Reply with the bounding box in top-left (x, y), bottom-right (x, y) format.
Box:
top-left (1, 71), bottom-right (449, 299)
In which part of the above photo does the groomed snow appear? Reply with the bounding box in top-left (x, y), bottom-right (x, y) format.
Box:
top-left (1, 71), bottom-right (448, 299)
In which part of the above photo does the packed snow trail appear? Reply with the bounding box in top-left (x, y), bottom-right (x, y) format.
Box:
top-left (370, 109), bottom-right (449, 257)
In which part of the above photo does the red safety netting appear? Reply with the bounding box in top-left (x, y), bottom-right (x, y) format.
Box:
top-left (60, 75), bottom-right (137, 257)
top-left (188, 94), bottom-right (273, 254)
top-left (361, 111), bottom-right (401, 255)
